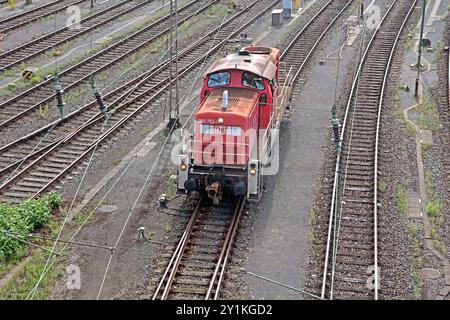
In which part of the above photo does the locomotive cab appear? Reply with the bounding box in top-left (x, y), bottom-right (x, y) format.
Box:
top-left (178, 46), bottom-right (292, 204)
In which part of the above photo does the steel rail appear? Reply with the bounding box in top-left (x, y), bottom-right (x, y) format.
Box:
top-left (153, 196), bottom-right (243, 300)
top-left (0, 0), bottom-right (354, 196)
top-left (0, 0), bottom-right (155, 71)
top-left (0, 0), bottom-right (281, 200)
top-left (0, 0), bottom-right (214, 131)
top-left (152, 193), bottom-right (205, 300)
top-left (205, 198), bottom-right (244, 300)
top-left (281, 0), bottom-right (353, 85)
top-left (0, 0), bottom-right (265, 170)
top-left (321, 0), bottom-right (419, 300)
top-left (0, 0), bottom-right (85, 34)
top-left (0, 0), bottom-right (244, 182)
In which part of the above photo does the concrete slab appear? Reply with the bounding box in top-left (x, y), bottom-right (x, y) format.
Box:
top-left (407, 192), bottom-right (423, 219)
top-left (445, 265), bottom-right (450, 286)
top-left (420, 129), bottom-right (433, 145)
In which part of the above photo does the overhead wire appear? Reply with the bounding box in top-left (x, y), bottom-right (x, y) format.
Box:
top-left (328, 10), bottom-right (374, 298)
top-left (25, 0), bottom-right (230, 299)
top-left (3, 0), bottom-right (209, 183)
top-left (95, 2), bottom-right (260, 299)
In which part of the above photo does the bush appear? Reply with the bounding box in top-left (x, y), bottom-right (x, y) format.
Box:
top-left (0, 194), bottom-right (62, 262)
top-left (426, 200), bottom-right (443, 218)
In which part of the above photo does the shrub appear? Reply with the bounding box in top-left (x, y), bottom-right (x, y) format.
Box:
top-left (0, 194), bottom-right (62, 262)
top-left (426, 200), bottom-right (443, 218)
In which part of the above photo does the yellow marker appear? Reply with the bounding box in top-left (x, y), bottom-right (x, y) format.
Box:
top-left (9, 0), bottom-right (14, 10)
top-left (296, 0), bottom-right (300, 10)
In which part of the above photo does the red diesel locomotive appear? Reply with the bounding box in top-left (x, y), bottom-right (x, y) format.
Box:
top-left (177, 46), bottom-right (292, 203)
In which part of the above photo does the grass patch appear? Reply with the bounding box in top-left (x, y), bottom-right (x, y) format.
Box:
top-left (409, 224), bottom-right (419, 237)
top-left (415, 93), bottom-right (443, 131)
top-left (396, 186), bottom-right (407, 214)
top-left (421, 142), bottom-right (432, 152)
top-left (411, 270), bottom-right (423, 299)
top-left (429, 227), bottom-right (437, 239)
top-left (405, 121), bottom-right (417, 137)
top-left (433, 239), bottom-right (447, 254)
top-left (0, 249), bottom-right (64, 300)
top-left (426, 200), bottom-right (443, 218)
top-left (377, 180), bottom-right (386, 193)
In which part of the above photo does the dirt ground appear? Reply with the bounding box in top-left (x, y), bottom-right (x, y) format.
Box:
top-left (2, 0), bottom-right (448, 301)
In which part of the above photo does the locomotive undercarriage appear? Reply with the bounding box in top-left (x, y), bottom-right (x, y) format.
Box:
top-left (181, 164), bottom-right (249, 204)
top-left (178, 158), bottom-right (260, 204)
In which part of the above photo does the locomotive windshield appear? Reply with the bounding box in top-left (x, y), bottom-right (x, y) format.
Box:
top-left (207, 71), bottom-right (231, 88)
top-left (242, 72), bottom-right (264, 90)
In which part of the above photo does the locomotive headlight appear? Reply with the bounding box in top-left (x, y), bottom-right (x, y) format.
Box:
top-left (180, 163), bottom-right (187, 171)
top-left (249, 168), bottom-right (257, 175)
top-left (218, 117), bottom-right (224, 124)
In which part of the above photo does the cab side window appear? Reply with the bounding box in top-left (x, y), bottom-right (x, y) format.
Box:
top-left (242, 72), bottom-right (264, 90)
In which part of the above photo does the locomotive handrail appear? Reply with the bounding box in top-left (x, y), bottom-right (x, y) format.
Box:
top-left (261, 65), bottom-right (293, 157)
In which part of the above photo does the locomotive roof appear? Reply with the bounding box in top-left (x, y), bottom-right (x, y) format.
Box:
top-left (196, 87), bottom-right (259, 120)
top-left (205, 47), bottom-right (278, 80)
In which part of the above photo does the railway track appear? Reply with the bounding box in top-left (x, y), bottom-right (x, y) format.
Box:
top-left (442, 32), bottom-right (450, 184)
top-left (0, 0), bottom-right (282, 203)
top-left (153, 195), bottom-right (244, 300)
top-left (0, 0), bottom-right (85, 35)
top-left (150, 0), bottom-right (357, 300)
top-left (0, 0), bottom-right (355, 202)
top-left (0, 0), bottom-right (156, 72)
top-left (280, 0), bottom-right (353, 90)
top-left (0, 0), bottom-right (215, 144)
top-left (320, 0), bottom-right (418, 300)
top-left (445, 36), bottom-right (450, 191)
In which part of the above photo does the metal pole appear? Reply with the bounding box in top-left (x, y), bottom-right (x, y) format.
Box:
top-left (415, 0), bottom-right (426, 98)
top-left (168, 0), bottom-right (174, 126)
top-left (359, 0), bottom-right (364, 19)
top-left (175, 0), bottom-right (179, 120)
